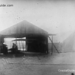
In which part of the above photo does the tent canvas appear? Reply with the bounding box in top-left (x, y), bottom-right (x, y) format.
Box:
top-left (62, 31), bottom-right (75, 52)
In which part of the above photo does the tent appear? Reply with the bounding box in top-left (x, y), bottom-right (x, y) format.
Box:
top-left (62, 31), bottom-right (75, 52)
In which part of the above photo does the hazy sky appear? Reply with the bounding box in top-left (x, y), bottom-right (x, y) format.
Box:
top-left (0, 0), bottom-right (75, 42)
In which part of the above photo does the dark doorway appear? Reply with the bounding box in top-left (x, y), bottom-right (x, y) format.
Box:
top-left (26, 35), bottom-right (48, 54)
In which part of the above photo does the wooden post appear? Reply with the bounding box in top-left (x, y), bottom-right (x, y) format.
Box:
top-left (49, 36), bottom-right (59, 53)
top-left (51, 36), bottom-right (53, 54)
top-left (46, 37), bottom-right (48, 54)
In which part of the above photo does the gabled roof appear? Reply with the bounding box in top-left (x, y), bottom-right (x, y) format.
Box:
top-left (0, 20), bottom-right (49, 38)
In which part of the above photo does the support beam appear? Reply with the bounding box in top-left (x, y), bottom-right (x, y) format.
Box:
top-left (49, 36), bottom-right (59, 53)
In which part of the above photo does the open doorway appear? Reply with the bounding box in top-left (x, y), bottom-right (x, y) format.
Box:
top-left (3, 36), bottom-right (48, 54)
top-left (4, 37), bottom-right (27, 52)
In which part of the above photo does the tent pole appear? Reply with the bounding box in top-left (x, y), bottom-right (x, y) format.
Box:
top-left (19, 41), bottom-right (21, 51)
top-left (25, 37), bottom-right (26, 51)
top-left (22, 41), bottom-right (24, 51)
top-left (16, 38), bottom-right (17, 44)
top-left (49, 36), bottom-right (59, 53)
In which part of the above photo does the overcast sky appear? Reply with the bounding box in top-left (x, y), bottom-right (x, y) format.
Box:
top-left (0, 0), bottom-right (75, 42)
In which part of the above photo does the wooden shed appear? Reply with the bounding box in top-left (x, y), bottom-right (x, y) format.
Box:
top-left (0, 20), bottom-right (49, 54)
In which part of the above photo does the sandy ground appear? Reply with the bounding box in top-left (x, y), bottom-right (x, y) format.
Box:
top-left (0, 52), bottom-right (75, 75)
